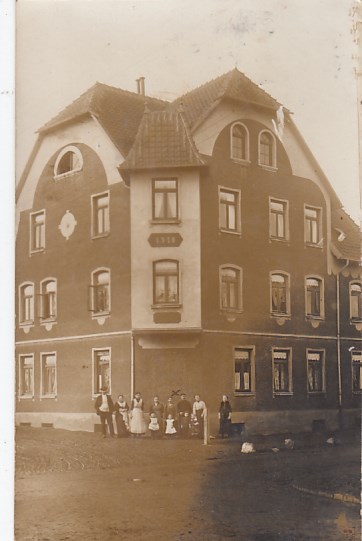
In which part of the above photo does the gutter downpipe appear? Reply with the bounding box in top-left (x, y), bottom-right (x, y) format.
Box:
top-left (130, 332), bottom-right (135, 399)
top-left (336, 259), bottom-right (349, 429)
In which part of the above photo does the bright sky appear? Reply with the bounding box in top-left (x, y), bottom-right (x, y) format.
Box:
top-left (16, 0), bottom-right (360, 222)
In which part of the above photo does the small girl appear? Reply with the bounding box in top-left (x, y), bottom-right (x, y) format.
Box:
top-left (149, 412), bottom-right (160, 439)
top-left (165, 414), bottom-right (177, 438)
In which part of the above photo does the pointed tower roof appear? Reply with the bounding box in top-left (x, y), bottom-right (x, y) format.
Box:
top-left (119, 108), bottom-right (205, 174)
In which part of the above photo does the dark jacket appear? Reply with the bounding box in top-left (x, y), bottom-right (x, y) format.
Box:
top-left (95, 393), bottom-right (114, 414)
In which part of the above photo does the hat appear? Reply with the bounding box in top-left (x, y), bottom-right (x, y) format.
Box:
top-left (100, 386), bottom-right (108, 392)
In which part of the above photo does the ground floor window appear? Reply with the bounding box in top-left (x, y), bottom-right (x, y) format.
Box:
top-left (41, 353), bottom-right (57, 397)
top-left (19, 354), bottom-right (34, 398)
top-left (272, 349), bottom-right (292, 394)
top-left (307, 350), bottom-right (324, 393)
top-left (352, 351), bottom-right (362, 392)
top-left (234, 347), bottom-right (254, 393)
top-left (93, 348), bottom-right (111, 395)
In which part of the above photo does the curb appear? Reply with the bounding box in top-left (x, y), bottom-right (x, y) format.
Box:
top-left (292, 484), bottom-right (360, 506)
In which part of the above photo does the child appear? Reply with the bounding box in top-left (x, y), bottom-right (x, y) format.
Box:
top-left (165, 414), bottom-right (177, 438)
top-left (179, 411), bottom-right (190, 438)
top-left (149, 412), bottom-right (160, 439)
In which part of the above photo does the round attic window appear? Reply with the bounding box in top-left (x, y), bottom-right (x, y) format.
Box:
top-left (54, 146), bottom-right (83, 178)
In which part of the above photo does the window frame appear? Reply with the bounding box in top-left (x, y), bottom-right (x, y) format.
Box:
top-left (269, 197), bottom-right (289, 241)
top-left (272, 347), bottom-right (293, 396)
top-left (233, 346), bottom-right (255, 396)
top-left (38, 278), bottom-right (57, 323)
top-left (92, 347), bottom-right (112, 397)
top-left (54, 145), bottom-right (83, 179)
top-left (352, 350), bottom-right (362, 394)
top-left (218, 186), bottom-right (242, 235)
top-left (18, 354), bottom-right (34, 399)
top-left (91, 191), bottom-right (110, 238)
top-left (349, 281), bottom-right (362, 323)
top-left (29, 209), bottom-right (46, 254)
top-left (305, 275), bottom-right (325, 319)
top-left (270, 271), bottom-right (291, 317)
top-left (258, 130), bottom-right (277, 170)
top-left (219, 265), bottom-right (243, 313)
top-left (151, 178), bottom-right (179, 223)
top-left (19, 281), bottom-right (35, 327)
top-left (230, 122), bottom-right (250, 163)
top-left (304, 205), bottom-right (323, 247)
top-left (152, 259), bottom-right (180, 307)
top-left (40, 351), bottom-right (57, 399)
top-left (89, 268), bottom-right (111, 317)
top-left (306, 348), bottom-right (326, 394)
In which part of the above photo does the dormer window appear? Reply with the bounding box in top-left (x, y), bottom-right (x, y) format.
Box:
top-left (230, 123), bottom-right (249, 162)
top-left (258, 130), bottom-right (277, 169)
top-left (54, 146), bottom-right (83, 178)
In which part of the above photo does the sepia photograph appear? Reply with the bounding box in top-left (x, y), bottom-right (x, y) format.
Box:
top-left (11, 0), bottom-right (361, 539)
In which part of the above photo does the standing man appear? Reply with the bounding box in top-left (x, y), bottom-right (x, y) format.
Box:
top-left (193, 394), bottom-right (207, 438)
top-left (177, 393), bottom-right (192, 437)
top-left (95, 386), bottom-right (115, 438)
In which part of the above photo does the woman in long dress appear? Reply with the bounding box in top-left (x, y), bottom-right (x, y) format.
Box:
top-left (114, 394), bottom-right (129, 437)
top-left (129, 392), bottom-right (146, 437)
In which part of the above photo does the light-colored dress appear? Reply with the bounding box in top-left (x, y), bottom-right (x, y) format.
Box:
top-left (130, 398), bottom-right (146, 434)
top-left (165, 418), bottom-right (177, 434)
top-left (149, 417), bottom-right (159, 431)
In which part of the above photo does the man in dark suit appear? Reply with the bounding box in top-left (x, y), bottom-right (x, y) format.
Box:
top-left (94, 386), bottom-right (115, 438)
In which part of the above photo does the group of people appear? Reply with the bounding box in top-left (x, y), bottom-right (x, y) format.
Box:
top-left (95, 389), bottom-right (232, 439)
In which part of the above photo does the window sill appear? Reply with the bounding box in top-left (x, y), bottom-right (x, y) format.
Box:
top-left (305, 315), bottom-right (324, 321)
top-left (258, 164), bottom-right (278, 173)
top-left (19, 395), bottom-right (34, 400)
top-left (271, 312), bottom-right (291, 319)
top-left (305, 242), bottom-right (323, 249)
top-left (150, 219), bottom-right (181, 225)
top-left (308, 391), bottom-right (326, 396)
top-left (152, 303), bottom-right (182, 310)
top-left (92, 232), bottom-right (110, 240)
top-left (40, 318), bottom-right (57, 324)
top-left (269, 237), bottom-right (289, 244)
top-left (231, 158), bottom-right (251, 166)
top-left (92, 312), bottom-right (110, 319)
top-left (30, 248), bottom-right (45, 255)
top-left (352, 390), bottom-right (362, 395)
top-left (220, 308), bottom-right (243, 314)
top-left (54, 168), bottom-right (82, 180)
top-left (350, 318), bottom-right (362, 324)
top-left (219, 228), bottom-right (242, 237)
top-left (273, 392), bottom-right (293, 397)
top-left (19, 322), bottom-right (34, 328)
top-left (40, 394), bottom-right (57, 400)
top-left (234, 392), bottom-right (255, 397)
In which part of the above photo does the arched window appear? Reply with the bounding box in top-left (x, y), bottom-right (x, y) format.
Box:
top-left (350, 282), bottom-right (362, 321)
top-left (39, 279), bottom-right (57, 321)
top-left (19, 283), bottom-right (34, 325)
top-left (231, 123), bottom-right (249, 161)
top-left (153, 260), bottom-right (179, 305)
top-left (258, 130), bottom-right (276, 168)
top-left (220, 266), bottom-right (242, 311)
top-left (54, 146), bottom-right (83, 178)
top-left (89, 269), bottom-right (110, 315)
top-left (306, 276), bottom-right (324, 318)
top-left (270, 273), bottom-right (290, 315)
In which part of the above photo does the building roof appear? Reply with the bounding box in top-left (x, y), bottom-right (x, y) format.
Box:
top-left (38, 82), bottom-right (168, 157)
top-left (331, 208), bottom-right (361, 262)
top-left (119, 109), bottom-right (205, 173)
top-left (169, 68), bottom-right (284, 130)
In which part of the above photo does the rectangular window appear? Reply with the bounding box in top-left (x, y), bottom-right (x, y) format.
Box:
top-left (220, 266), bottom-right (242, 311)
top-left (153, 260), bottom-right (179, 305)
top-left (93, 349), bottom-right (111, 395)
top-left (306, 277), bottom-right (324, 318)
top-left (352, 351), bottom-right (362, 392)
top-left (30, 210), bottom-right (45, 252)
top-left (234, 348), bottom-right (254, 393)
top-left (219, 188), bottom-right (240, 233)
top-left (38, 280), bottom-right (57, 321)
top-left (19, 283), bottom-right (34, 325)
top-left (152, 179), bottom-right (178, 221)
top-left (270, 199), bottom-right (288, 240)
top-left (19, 355), bottom-right (34, 398)
top-left (273, 349), bottom-right (292, 394)
top-left (350, 283), bottom-right (362, 321)
top-left (92, 192), bottom-right (110, 237)
top-left (305, 206), bottom-right (322, 245)
top-left (271, 273), bottom-right (290, 316)
top-left (307, 350), bottom-right (325, 393)
top-left (41, 353), bottom-right (57, 397)
top-left (89, 270), bottom-right (110, 315)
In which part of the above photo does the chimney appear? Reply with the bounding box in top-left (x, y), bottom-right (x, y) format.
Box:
top-left (136, 77), bottom-right (145, 96)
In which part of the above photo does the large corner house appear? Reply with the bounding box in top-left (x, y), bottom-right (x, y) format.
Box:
top-left (16, 69), bottom-right (361, 435)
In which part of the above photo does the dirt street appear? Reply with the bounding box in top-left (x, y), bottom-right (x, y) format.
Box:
top-left (15, 428), bottom-right (360, 541)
